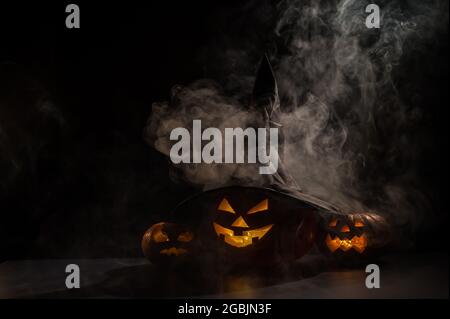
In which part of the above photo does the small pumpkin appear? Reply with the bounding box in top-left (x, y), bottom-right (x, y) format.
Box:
top-left (141, 222), bottom-right (195, 265)
top-left (318, 212), bottom-right (391, 263)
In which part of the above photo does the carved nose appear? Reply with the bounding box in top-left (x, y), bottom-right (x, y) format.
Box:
top-left (232, 216), bottom-right (249, 228)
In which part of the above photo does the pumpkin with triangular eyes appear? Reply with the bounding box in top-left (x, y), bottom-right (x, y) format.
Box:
top-left (169, 186), bottom-right (319, 269)
top-left (213, 197), bottom-right (274, 249)
top-left (141, 222), bottom-right (195, 265)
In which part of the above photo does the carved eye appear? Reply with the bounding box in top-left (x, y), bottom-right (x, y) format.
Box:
top-left (328, 219), bottom-right (338, 227)
top-left (152, 227), bottom-right (169, 243)
top-left (354, 220), bottom-right (365, 227)
top-left (247, 199), bottom-right (268, 215)
top-left (177, 231), bottom-right (194, 242)
top-left (217, 198), bottom-right (235, 214)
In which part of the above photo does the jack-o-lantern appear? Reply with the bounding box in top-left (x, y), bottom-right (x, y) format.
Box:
top-left (168, 186), bottom-right (319, 270)
top-left (213, 197), bottom-right (273, 248)
top-left (141, 222), bottom-right (195, 265)
top-left (318, 212), bottom-right (391, 262)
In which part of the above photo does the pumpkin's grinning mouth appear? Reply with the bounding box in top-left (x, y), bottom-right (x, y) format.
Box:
top-left (325, 234), bottom-right (368, 253)
top-left (159, 247), bottom-right (188, 256)
top-left (213, 223), bottom-right (273, 248)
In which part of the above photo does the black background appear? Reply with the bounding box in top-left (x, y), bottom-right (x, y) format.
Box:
top-left (0, 1), bottom-right (448, 261)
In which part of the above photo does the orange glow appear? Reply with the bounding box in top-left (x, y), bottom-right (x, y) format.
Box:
top-left (213, 222), bottom-right (234, 236)
top-left (340, 225), bottom-right (350, 232)
top-left (247, 199), bottom-right (269, 214)
top-left (213, 222), bottom-right (273, 248)
top-left (159, 247), bottom-right (188, 256)
top-left (354, 220), bottom-right (365, 227)
top-left (328, 219), bottom-right (338, 227)
top-left (351, 235), bottom-right (367, 253)
top-left (150, 223), bottom-right (170, 243)
top-left (325, 234), bottom-right (367, 253)
top-left (231, 216), bottom-right (250, 228)
top-left (224, 235), bottom-right (253, 248)
top-left (325, 234), bottom-right (340, 252)
top-left (339, 238), bottom-right (353, 251)
top-left (177, 231), bottom-right (194, 242)
top-left (244, 224), bottom-right (273, 239)
top-left (218, 198), bottom-right (236, 214)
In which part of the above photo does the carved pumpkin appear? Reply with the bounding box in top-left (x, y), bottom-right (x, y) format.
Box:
top-left (318, 212), bottom-right (391, 262)
top-left (141, 222), bottom-right (195, 265)
top-left (168, 186), bottom-right (319, 269)
top-left (213, 197), bottom-right (273, 248)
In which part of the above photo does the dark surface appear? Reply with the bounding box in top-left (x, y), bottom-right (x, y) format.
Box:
top-left (0, 252), bottom-right (447, 299)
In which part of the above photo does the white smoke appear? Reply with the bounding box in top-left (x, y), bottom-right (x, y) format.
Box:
top-left (273, 0), bottom-right (448, 227)
top-left (145, 0), bottom-right (448, 237)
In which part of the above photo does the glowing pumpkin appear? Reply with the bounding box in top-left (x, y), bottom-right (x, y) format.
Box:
top-left (213, 197), bottom-right (273, 248)
top-left (141, 222), bottom-right (195, 264)
top-left (325, 217), bottom-right (368, 253)
top-left (318, 212), bottom-right (391, 262)
top-left (167, 186), bottom-right (319, 270)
